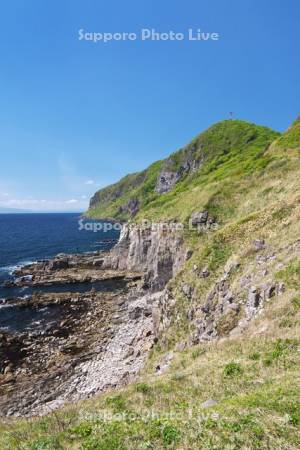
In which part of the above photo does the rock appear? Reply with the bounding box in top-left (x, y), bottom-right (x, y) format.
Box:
top-left (118, 198), bottom-right (139, 217)
top-left (252, 239), bottom-right (266, 251)
top-left (248, 286), bottom-right (260, 308)
top-left (129, 303), bottom-right (152, 320)
top-left (227, 303), bottom-right (239, 311)
top-left (49, 258), bottom-right (69, 270)
top-left (263, 283), bottom-right (276, 300)
top-left (201, 399), bottom-right (218, 408)
top-left (201, 303), bottom-right (210, 314)
top-left (165, 351), bottom-right (174, 362)
top-left (190, 210), bottom-right (209, 226)
top-left (175, 341), bottom-right (186, 352)
top-left (155, 171), bottom-right (180, 194)
top-left (276, 282), bottom-right (285, 295)
top-left (93, 258), bottom-right (104, 267)
top-left (201, 267), bottom-right (210, 278)
top-left (182, 283), bottom-right (193, 299)
top-left (4, 364), bottom-right (13, 375)
top-left (185, 249), bottom-right (193, 260)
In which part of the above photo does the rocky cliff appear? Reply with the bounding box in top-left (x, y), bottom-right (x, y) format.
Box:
top-left (103, 224), bottom-right (187, 291)
top-left (2, 117), bottom-right (300, 448)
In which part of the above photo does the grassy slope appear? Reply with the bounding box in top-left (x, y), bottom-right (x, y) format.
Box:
top-left (86, 120), bottom-right (280, 221)
top-left (1, 289), bottom-right (299, 449)
top-left (1, 119), bottom-right (300, 449)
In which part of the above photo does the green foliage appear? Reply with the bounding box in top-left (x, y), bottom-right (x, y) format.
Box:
top-left (276, 116), bottom-right (300, 150)
top-left (105, 394), bottom-right (127, 412)
top-left (86, 120), bottom-right (280, 221)
top-left (136, 383), bottom-right (151, 394)
top-left (291, 295), bottom-right (300, 309)
top-left (203, 239), bottom-right (231, 271)
top-left (29, 436), bottom-right (63, 450)
top-left (223, 362), bottom-right (243, 377)
top-left (249, 352), bottom-right (260, 361)
top-left (71, 422), bottom-right (93, 437)
top-left (191, 347), bottom-right (206, 359)
top-left (276, 260), bottom-right (300, 289)
top-left (263, 339), bottom-right (296, 366)
top-left (162, 424), bottom-right (180, 446)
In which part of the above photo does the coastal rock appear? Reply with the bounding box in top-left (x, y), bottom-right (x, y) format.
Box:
top-left (104, 224), bottom-right (186, 292)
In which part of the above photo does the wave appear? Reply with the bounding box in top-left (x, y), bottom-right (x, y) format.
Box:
top-left (0, 260), bottom-right (37, 275)
top-left (0, 303), bottom-right (14, 309)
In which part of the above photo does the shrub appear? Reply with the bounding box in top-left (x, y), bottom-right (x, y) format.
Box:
top-left (162, 424), bottom-right (180, 446)
top-left (191, 347), bottom-right (205, 359)
top-left (263, 339), bottom-right (296, 366)
top-left (71, 423), bottom-right (93, 437)
top-left (105, 394), bottom-right (126, 412)
top-left (223, 362), bottom-right (243, 377)
top-left (249, 352), bottom-right (260, 361)
top-left (136, 383), bottom-right (151, 394)
top-left (171, 372), bottom-right (186, 382)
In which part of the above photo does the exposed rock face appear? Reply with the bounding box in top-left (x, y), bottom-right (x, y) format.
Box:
top-left (155, 153), bottom-right (204, 194)
top-left (0, 225), bottom-right (187, 417)
top-left (155, 171), bottom-right (181, 194)
top-left (190, 210), bottom-right (209, 226)
top-left (10, 252), bottom-right (141, 289)
top-left (103, 224), bottom-right (186, 291)
top-left (56, 291), bottom-right (161, 410)
top-left (89, 171), bottom-right (147, 212)
top-left (118, 198), bottom-right (140, 217)
top-left (185, 239), bottom-right (300, 344)
top-left (189, 210), bottom-right (218, 231)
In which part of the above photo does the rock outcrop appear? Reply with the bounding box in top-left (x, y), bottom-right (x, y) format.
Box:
top-left (0, 225), bottom-right (187, 417)
top-left (103, 224), bottom-right (187, 291)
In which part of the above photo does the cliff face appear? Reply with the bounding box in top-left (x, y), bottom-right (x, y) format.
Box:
top-left (104, 224), bottom-right (187, 291)
top-left (8, 117), bottom-right (300, 420)
top-left (86, 116), bottom-right (300, 349)
top-left (2, 117), bottom-right (300, 447)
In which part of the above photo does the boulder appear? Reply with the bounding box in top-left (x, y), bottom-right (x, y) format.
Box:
top-left (48, 258), bottom-right (69, 270)
top-left (252, 239), bottom-right (266, 251)
top-left (201, 399), bottom-right (218, 408)
top-left (190, 210), bottom-right (209, 226)
top-left (182, 283), bottom-right (193, 299)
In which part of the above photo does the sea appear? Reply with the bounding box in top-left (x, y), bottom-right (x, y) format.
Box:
top-left (0, 213), bottom-right (120, 301)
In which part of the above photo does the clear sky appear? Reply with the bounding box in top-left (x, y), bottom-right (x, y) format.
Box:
top-left (0, 0), bottom-right (299, 211)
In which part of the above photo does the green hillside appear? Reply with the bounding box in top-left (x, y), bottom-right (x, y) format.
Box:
top-left (2, 117), bottom-right (300, 449)
top-left (87, 120), bottom-right (280, 221)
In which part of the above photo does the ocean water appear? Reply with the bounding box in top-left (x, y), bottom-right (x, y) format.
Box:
top-left (0, 213), bottom-right (120, 299)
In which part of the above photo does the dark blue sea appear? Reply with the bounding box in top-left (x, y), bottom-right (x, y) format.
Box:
top-left (0, 213), bottom-right (120, 300)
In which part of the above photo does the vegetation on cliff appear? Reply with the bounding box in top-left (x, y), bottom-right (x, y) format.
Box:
top-left (1, 117), bottom-right (300, 449)
top-left (87, 120), bottom-right (280, 221)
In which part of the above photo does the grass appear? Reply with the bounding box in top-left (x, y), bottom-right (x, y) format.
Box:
top-left (86, 120), bottom-right (280, 221)
top-left (1, 116), bottom-right (300, 448)
top-left (276, 260), bottom-right (300, 289)
top-left (1, 306), bottom-right (299, 449)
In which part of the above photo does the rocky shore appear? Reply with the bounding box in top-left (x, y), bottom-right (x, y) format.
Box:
top-left (0, 225), bottom-right (187, 417)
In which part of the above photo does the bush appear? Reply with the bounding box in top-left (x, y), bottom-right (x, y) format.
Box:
top-left (136, 383), bottom-right (151, 394)
top-left (249, 352), bottom-right (260, 361)
top-left (71, 423), bottom-right (93, 437)
top-left (263, 339), bottom-right (296, 366)
top-left (105, 394), bottom-right (126, 412)
top-left (162, 424), bottom-right (180, 446)
top-left (223, 362), bottom-right (243, 377)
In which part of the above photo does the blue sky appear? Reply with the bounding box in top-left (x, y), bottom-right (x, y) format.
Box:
top-left (0, 0), bottom-right (299, 211)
